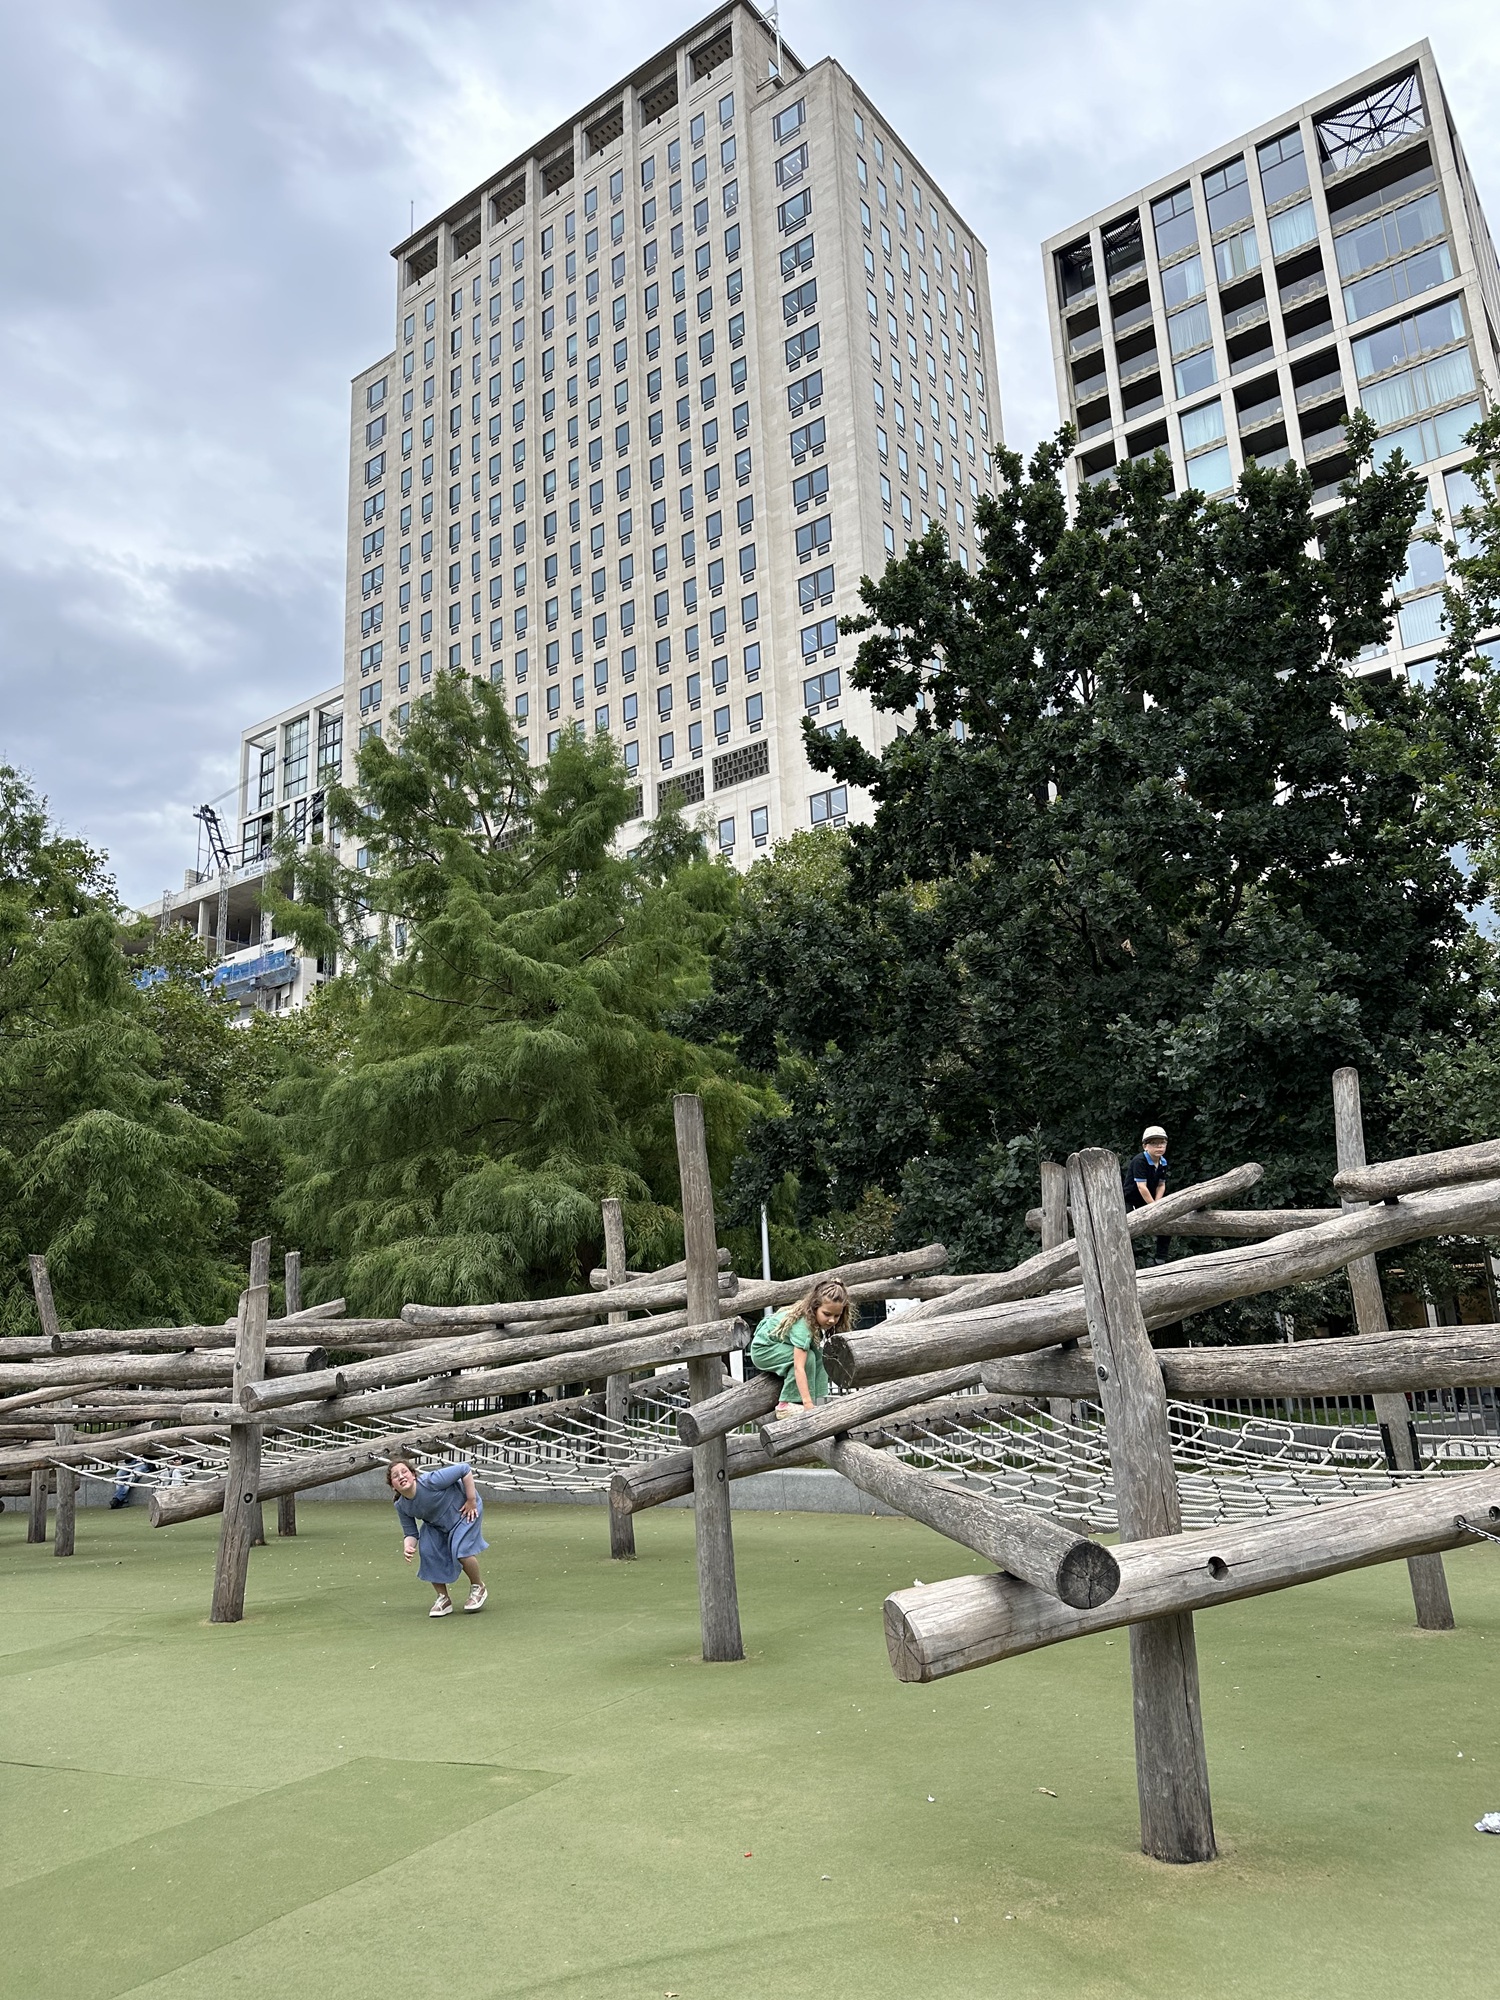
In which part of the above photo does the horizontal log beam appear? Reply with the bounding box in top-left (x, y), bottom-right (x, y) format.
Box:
top-left (759, 1366), bottom-right (984, 1456)
top-left (401, 1271), bottom-right (737, 1328)
top-left (149, 1392), bottom-right (606, 1525)
top-left (884, 1466), bottom-right (1500, 1681)
top-left (1333, 1136), bottom-right (1500, 1203)
top-left (0, 1348), bottom-right (326, 1392)
top-left (980, 1325), bottom-right (1500, 1400)
top-left (817, 1437), bottom-right (1119, 1608)
top-left (1024, 1207), bottom-right (1342, 1240)
top-left (676, 1371), bottom-right (781, 1446)
top-left (588, 1250), bottom-right (730, 1289)
top-left (822, 1179), bottom-right (1500, 1389)
top-left (609, 1431), bottom-right (820, 1512)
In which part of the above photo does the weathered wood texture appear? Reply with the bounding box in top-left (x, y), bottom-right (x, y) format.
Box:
top-left (675, 1091), bottom-right (743, 1664)
top-left (38, 1252), bottom-right (76, 1557)
top-left (1334, 1134), bottom-right (1500, 1202)
top-left (150, 1393), bottom-right (605, 1526)
top-left (0, 1348), bottom-right (326, 1393)
top-left (27, 1468), bottom-right (49, 1542)
top-left (980, 1324), bottom-right (1500, 1399)
top-left (210, 1239), bottom-right (271, 1623)
top-left (675, 1370), bottom-right (782, 1447)
top-left (884, 1468), bottom-right (1500, 1680)
top-left (817, 1436), bottom-right (1119, 1608)
top-left (602, 1196), bottom-right (635, 1558)
top-left (590, 1249), bottom-right (730, 1288)
top-left (1039, 1160), bottom-right (1076, 1430)
top-left (1068, 1148), bottom-right (1215, 1865)
top-left (1027, 1206), bottom-right (1341, 1239)
top-left (610, 1431), bottom-right (823, 1513)
top-left (759, 1365), bottom-right (984, 1457)
top-left (279, 1253), bottom-right (302, 1527)
top-left (822, 1177), bottom-right (1500, 1387)
top-left (1333, 1067), bottom-right (1453, 1632)
top-left (0, 1381), bottom-right (98, 1417)
top-left (400, 1272), bottom-right (737, 1328)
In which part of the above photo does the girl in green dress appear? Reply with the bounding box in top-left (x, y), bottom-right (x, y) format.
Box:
top-left (749, 1279), bottom-right (854, 1417)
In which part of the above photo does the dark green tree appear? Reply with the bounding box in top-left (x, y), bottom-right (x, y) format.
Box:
top-left (696, 424), bottom-right (1499, 1307)
top-left (0, 769), bottom-right (238, 1332)
top-left (273, 673), bottom-right (768, 1312)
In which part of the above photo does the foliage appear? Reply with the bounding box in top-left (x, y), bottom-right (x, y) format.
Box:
top-left (0, 769), bottom-right (238, 1332)
top-left (272, 673), bottom-right (769, 1312)
top-left (694, 426), bottom-right (1500, 1335)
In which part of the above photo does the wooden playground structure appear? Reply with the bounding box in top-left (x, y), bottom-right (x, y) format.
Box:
top-left (4, 1070), bottom-right (1500, 1863)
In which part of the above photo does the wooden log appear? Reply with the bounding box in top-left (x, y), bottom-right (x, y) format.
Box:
top-left (278, 1247), bottom-right (304, 1542)
top-left (1333, 1068), bottom-right (1454, 1632)
top-left (602, 1197), bottom-right (635, 1559)
top-left (1026, 1206), bottom-right (1342, 1239)
top-left (982, 1324), bottom-right (1500, 1399)
top-left (759, 1365), bottom-right (985, 1457)
top-left (28, 1258), bottom-right (77, 1559)
top-left (816, 1435), bottom-right (1119, 1607)
top-left (1333, 1134), bottom-right (1500, 1203)
top-left (676, 1091), bottom-right (744, 1664)
top-left (822, 1177), bottom-right (1500, 1388)
top-left (0, 1349), bottom-right (326, 1392)
top-left (675, 1371), bottom-right (782, 1447)
top-left (400, 1271), bottom-right (737, 1329)
top-left (1069, 1148), bottom-right (1214, 1865)
top-left (894, 1167), bottom-right (1265, 1330)
top-left (1039, 1159), bottom-right (1076, 1429)
top-left (150, 1392), bottom-right (606, 1526)
top-left (884, 1468), bottom-right (1500, 1681)
top-left (589, 1249), bottom-right (731, 1288)
top-left (27, 1467), bottom-right (49, 1542)
top-left (610, 1430), bottom-right (822, 1514)
top-left (17, 1315), bottom-right (365, 1356)
top-left (0, 1381), bottom-right (94, 1417)
top-left (210, 1240), bottom-right (271, 1623)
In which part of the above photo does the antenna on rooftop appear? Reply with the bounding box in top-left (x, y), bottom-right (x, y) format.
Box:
top-left (766, 2), bottom-right (782, 85)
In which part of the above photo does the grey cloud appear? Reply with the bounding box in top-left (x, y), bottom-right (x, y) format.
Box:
top-left (2, 0), bottom-right (1497, 906)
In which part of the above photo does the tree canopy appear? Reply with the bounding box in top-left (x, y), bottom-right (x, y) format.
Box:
top-left (274, 673), bottom-right (767, 1312)
top-left (696, 425), bottom-right (1500, 1291)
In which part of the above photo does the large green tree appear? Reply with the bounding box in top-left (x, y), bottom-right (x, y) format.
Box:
top-left (274, 673), bottom-right (767, 1312)
top-left (0, 769), bottom-right (238, 1332)
top-left (697, 423), bottom-right (1499, 1294)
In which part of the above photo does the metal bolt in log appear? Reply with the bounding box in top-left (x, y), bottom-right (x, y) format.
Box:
top-left (1068, 1147), bottom-right (1215, 1865)
top-left (210, 1238), bottom-right (271, 1624)
top-left (675, 1091), bottom-right (743, 1664)
top-left (1333, 1068), bottom-right (1453, 1632)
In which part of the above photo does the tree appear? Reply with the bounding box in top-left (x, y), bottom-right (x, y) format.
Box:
top-left (273, 673), bottom-right (768, 1312)
top-left (696, 425), bottom-right (1499, 1317)
top-left (0, 769), bottom-right (238, 1332)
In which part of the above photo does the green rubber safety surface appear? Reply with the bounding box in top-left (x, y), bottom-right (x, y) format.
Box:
top-left (1, 1500), bottom-right (1497, 1999)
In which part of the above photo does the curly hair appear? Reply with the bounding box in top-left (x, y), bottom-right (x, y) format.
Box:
top-left (775, 1278), bottom-right (854, 1343)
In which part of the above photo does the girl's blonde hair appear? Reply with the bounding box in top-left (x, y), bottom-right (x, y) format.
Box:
top-left (778, 1279), bottom-right (853, 1343)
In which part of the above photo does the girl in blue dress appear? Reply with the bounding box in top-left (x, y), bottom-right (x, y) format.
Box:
top-left (386, 1458), bottom-right (489, 1616)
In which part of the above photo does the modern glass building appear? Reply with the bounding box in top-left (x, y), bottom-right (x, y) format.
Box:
top-left (1043, 42), bottom-right (1500, 679)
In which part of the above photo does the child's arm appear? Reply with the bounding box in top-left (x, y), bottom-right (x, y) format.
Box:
top-left (460, 1470), bottom-right (480, 1522)
top-left (395, 1498), bottom-right (419, 1559)
top-left (791, 1345), bottom-right (816, 1411)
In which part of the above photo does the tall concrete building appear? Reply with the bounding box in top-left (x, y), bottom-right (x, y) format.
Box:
top-left (344, 2), bottom-right (1002, 860)
top-left (1043, 43), bottom-right (1500, 680)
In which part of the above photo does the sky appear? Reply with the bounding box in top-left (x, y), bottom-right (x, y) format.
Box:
top-left (3, 0), bottom-right (1499, 911)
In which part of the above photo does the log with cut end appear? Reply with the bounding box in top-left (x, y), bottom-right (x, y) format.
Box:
top-left (1334, 1136), bottom-right (1500, 1203)
top-left (758, 1366), bottom-right (984, 1456)
top-left (981, 1324), bottom-right (1500, 1399)
top-left (1025, 1207), bottom-right (1341, 1240)
top-left (0, 1348), bottom-right (327, 1392)
top-left (149, 1392), bottom-right (605, 1526)
top-left (883, 1466), bottom-right (1500, 1681)
top-left (609, 1430), bottom-right (821, 1513)
top-left (822, 1178), bottom-right (1500, 1387)
top-left (676, 1371), bottom-right (782, 1446)
top-left (816, 1436), bottom-right (1119, 1608)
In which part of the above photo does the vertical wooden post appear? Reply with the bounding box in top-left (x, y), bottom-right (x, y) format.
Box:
top-left (211, 1237), bottom-right (271, 1624)
top-left (1332, 1067), bottom-right (1453, 1630)
top-left (28, 1257), bottom-right (75, 1557)
top-left (1068, 1148), bottom-right (1215, 1864)
top-left (278, 1250), bottom-right (301, 1538)
top-left (673, 1094), bottom-right (744, 1663)
top-left (28, 1469), bottom-right (49, 1543)
top-left (602, 1197), bottom-right (636, 1560)
top-left (1040, 1160), bottom-right (1075, 1427)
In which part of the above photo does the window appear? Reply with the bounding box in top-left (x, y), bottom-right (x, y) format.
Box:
top-left (745, 692), bottom-right (763, 730)
top-left (778, 189), bottom-right (813, 234)
top-left (803, 666), bottom-right (840, 709)
top-left (792, 466), bottom-right (830, 510)
top-left (772, 99), bottom-right (804, 144)
top-left (801, 617), bottom-right (838, 658)
top-left (1152, 186), bottom-right (1198, 261)
top-left (1258, 128), bottom-right (1310, 206)
top-left (809, 785), bottom-right (848, 826)
top-left (798, 563), bottom-right (835, 608)
top-left (1203, 157), bottom-right (1253, 234)
top-left (785, 324), bottom-right (820, 367)
top-left (777, 143), bottom-right (809, 188)
top-left (783, 278), bottom-right (817, 322)
top-left (1269, 200), bottom-right (1317, 259)
top-left (795, 514), bottom-right (832, 559)
top-left (1360, 345), bottom-right (1475, 430)
top-left (1351, 297), bottom-right (1465, 381)
top-left (788, 370), bottom-right (823, 415)
top-left (782, 233), bottom-right (815, 280)
top-left (791, 417), bottom-right (826, 459)
top-left (1214, 227), bottom-right (1259, 284)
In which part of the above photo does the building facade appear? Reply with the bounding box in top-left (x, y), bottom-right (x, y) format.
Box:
top-left (1043, 42), bottom-right (1500, 680)
top-left (344, 1), bottom-right (1003, 860)
top-left (150, 683), bottom-right (344, 1019)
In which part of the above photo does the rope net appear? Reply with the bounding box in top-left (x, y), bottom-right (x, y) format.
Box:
top-left (73, 1384), bottom-right (1500, 1530)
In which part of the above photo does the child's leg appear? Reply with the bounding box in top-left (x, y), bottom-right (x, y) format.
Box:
top-left (458, 1556), bottom-right (483, 1587)
top-left (432, 1582), bottom-right (451, 1598)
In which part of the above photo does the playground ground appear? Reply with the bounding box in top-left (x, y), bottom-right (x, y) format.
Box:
top-left (1, 1500), bottom-right (1497, 2000)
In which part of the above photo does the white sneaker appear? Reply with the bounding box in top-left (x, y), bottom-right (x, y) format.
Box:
top-left (464, 1583), bottom-right (488, 1613)
top-left (429, 1595), bottom-right (454, 1617)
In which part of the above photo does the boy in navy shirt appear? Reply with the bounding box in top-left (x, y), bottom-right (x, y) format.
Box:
top-left (1124, 1125), bottom-right (1170, 1263)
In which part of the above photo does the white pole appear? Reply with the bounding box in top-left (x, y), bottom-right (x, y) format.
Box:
top-left (760, 1203), bottom-right (772, 1281)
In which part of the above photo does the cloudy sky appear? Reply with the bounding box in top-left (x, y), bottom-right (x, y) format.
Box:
top-left (3, 0), bottom-right (1498, 909)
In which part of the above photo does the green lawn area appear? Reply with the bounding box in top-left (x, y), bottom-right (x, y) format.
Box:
top-left (2, 1498), bottom-right (1497, 1999)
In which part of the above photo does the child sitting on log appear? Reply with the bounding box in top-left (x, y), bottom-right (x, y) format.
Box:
top-left (749, 1279), bottom-right (853, 1417)
top-left (386, 1458), bottom-right (489, 1617)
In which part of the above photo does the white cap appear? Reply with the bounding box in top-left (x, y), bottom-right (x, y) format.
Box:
top-left (1142, 1125), bottom-right (1167, 1142)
